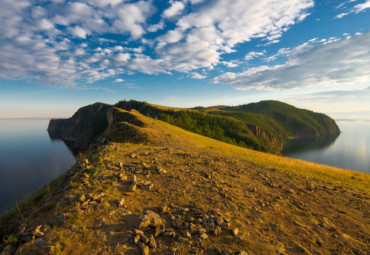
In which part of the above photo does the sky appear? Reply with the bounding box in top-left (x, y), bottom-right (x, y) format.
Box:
top-left (0, 0), bottom-right (370, 118)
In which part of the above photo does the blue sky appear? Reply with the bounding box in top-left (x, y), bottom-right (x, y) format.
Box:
top-left (0, 0), bottom-right (370, 118)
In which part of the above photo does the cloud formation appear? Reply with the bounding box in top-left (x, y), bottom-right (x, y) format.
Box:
top-left (213, 33), bottom-right (370, 90)
top-left (0, 0), bottom-right (313, 86)
top-left (335, 0), bottom-right (370, 18)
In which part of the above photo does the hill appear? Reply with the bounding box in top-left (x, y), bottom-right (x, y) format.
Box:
top-left (0, 106), bottom-right (368, 255)
top-left (48, 100), bottom-right (340, 154)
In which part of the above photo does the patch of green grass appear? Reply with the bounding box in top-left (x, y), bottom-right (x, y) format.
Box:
top-left (44, 202), bottom-right (57, 211)
top-left (69, 212), bottom-right (79, 224)
top-left (69, 181), bottom-right (79, 189)
top-left (3, 234), bottom-right (18, 247)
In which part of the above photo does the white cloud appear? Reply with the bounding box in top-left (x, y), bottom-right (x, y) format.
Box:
top-left (213, 33), bottom-right (370, 90)
top-left (0, 0), bottom-right (314, 87)
top-left (147, 21), bottom-right (165, 32)
top-left (245, 51), bottom-right (266, 61)
top-left (114, 78), bottom-right (124, 82)
top-left (190, 72), bottom-right (207, 79)
top-left (335, 0), bottom-right (370, 18)
top-left (115, 53), bottom-right (131, 63)
top-left (354, 0), bottom-right (370, 12)
top-left (162, 1), bottom-right (185, 18)
top-left (69, 26), bottom-right (88, 38)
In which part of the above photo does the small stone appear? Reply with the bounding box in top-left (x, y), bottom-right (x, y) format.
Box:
top-left (159, 204), bottom-right (167, 213)
top-left (198, 228), bottom-right (207, 235)
top-left (142, 184), bottom-right (154, 191)
top-left (35, 232), bottom-right (44, 238)
top-left (149, 235), bottom-right (156, 248)
top-left (200, 233), bottom-right (208, 239)
top-left (140, 243), bottom-right (150, 255)
top-left (118, 173), bottom-right (127, 181)
top-left (216, 216), bottom-right (224, 226)
top-left (134, 234), bottom-right (140, 245)
top-left (139, 233), bottom-right (149, 244)
top-left (154, 224), bottom-right (165, 237)
top-left (213, 226), bottom-right (222, 236)
top-left (131, 175), bottom-right (137, 183)
top-left (44, 246), bottom-right (55, 254)
top-left (232, 228), bottom-right (239, 236)
top-left (222, 249), bottom-right (233, 255)
top-left (78, 194), bottom-right (86, 202)
top-left (117, 198), bottom-right (125, 207)
top-left (237, 251), bottom-right (248, 255)
top-left (129, 183), bottom-right (137, 192)
top-left (58, 213), bottom-right (68, 221)
top-left (182, 230), bottom-right (191, 239)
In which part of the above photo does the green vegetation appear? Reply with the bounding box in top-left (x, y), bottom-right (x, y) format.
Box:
top-left (114, 100), bottom-right (339, 153)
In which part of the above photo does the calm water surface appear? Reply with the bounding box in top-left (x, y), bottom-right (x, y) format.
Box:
top-left (0, 119), bottom-right (75, 214)
top-left (284, 120), bottom-right (370, 173)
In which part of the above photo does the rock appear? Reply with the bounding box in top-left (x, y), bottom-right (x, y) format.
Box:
top-left (139, 233), bottom-right (149, 244)
top-left (129, 183), bottom-right (137, 192)
top-left (237, 251), bottom-right (248, 255)
top-left (35, 232), bottom-right (45, 238)
top-left (198, 228), bottom-right (207, 235)
top-left (44, 246), bottom-right (55, 254)
top-left (222, 249), bottom-right (233, 255)
top-left (232, 228), bottom-right (239, 236)
top-left (118, 173), bottom-right (127, 181)
top-left (142, 184), bottom-right (154, 191)
top-left (213, 226), bottom-right (222, 236)
top-left (117, 198), bottom-right (125, 207)
top-left (149, 235), bottom-right (156, 248)
top-left (58, 213), bottom-right (68, 222)
top-left (32, 225), bottom-right (42, 235)
top-left (154, 224), bottom-right (165, 237)
top-left (138, 211), bottom-right (164, 229)
top-left (216, 216), bottom-right (224, 226)
top-left (200, 233), bottom-right (209, 239)
top-left (159, 204), bottom-right (167, 213)
top-left (78, 194), bottom-right (86, 202)
top-left (131, 175), bottom-right (137, 183)
top-left (182, 230), bottom-right (192, 239)
top-left (134, 234), bottom-right (140, 245)
top-left (140, 243), bottom-right (150, 255)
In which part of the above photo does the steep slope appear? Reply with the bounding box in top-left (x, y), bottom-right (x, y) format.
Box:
top-left (1, 108), bottom-right (368, 255)
top-left (48, 103), bottom-right (111, 151)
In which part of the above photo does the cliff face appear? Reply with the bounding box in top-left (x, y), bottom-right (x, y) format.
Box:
top-left (47, 103), bottom-right (110, 151)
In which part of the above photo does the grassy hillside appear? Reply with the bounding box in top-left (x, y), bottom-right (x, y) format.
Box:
top-left (114, 100), bottom-right (339, 153)
top-left (0, 108), bottom-right (368, 255)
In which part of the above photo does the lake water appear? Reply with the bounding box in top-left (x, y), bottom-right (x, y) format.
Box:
top-left (0, 119), bottom-right (75, 215)
top-left (283, 119), bottom-right (370, 174)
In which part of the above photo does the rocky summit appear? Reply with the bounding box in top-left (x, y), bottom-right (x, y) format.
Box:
top-left (0, 107), bottom-right (368, 255)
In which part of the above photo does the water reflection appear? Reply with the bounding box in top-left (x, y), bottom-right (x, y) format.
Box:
top-left (282, 133), bottom-right (340, 155)
top-left (283, 120), bottom-right (370, 173)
